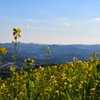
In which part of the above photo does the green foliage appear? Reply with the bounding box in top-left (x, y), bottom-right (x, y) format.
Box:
top-left (0, 57), bottom-right (100, 100)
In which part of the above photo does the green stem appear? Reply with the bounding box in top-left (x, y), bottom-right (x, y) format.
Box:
top-left (13, 40), bottom-right (17, 65)
top-left (46, 53), bottom-right (50, 66)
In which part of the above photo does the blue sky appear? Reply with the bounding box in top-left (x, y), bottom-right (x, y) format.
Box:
top-left (0, 0), bottom-right (100, 44)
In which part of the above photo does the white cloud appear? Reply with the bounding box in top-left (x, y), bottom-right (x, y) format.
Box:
top-left (25, 24), bottom-right (37, 29)
top-left (27, 19), bottom-right (33, 22)
top-left (26, 18), bottom-right (42, 23)
top-left (92, 18), bottom-right (100, 22)
top-left (26, 24), bottom-right (30, 28)
top-left (58, 22), bottom-right (70, 26)
top-left (25, 24), bottom-right (41, 30)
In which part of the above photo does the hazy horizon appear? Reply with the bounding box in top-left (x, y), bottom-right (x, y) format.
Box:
top-left (1, 42), bottom-right (100, 46)
top-left (1, 0), bottom-right (100, 44)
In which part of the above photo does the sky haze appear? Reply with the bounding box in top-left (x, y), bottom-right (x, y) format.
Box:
top-left (0, 0), bottom-right (100, 44)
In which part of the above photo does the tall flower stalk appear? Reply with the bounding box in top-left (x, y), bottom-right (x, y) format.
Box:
top-left (24, 58), bottom-right (35, 99)
top-left (45, 46), bottom-right (51, 66)
top-left (24, 58), bottom-right (34, 72)
top-left (12, 28), bottom-right (21, 65)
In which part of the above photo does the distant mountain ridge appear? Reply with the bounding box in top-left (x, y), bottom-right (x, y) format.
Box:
top-left (0, 43), bottom-right (100, 65)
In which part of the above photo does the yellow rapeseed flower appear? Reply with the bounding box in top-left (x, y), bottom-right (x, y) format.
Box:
top-left (38, 66), bottom-right (44, 71)
top-left (56, 90), bottom-right (59, 94)
top-left (19, 91), bottom-right (24, 96)
top-left (0, 46), bottom-right (7, 55)
top-left (17, 33), bottom-right (21, 38)
top-left (16, 28), bottom-right (21, 33)
top-left (13, 28), bottom-right (21, 34)
top-left (50, 75), bottom-right (55, 79)
top-left (14, 98), bottom-right (18, 100)
top-left (64, 82), bottom-right (68, 85)
top-left (13, 28), bottom-right (17, 35)
top-left (10, 66), bottom-right (15, 72)
top-left (60, 91), bottom-right (65, 96)
top-left (90, 88), bottom-right (95, 91)
top-left (13, 28), bottom-right (21, 40)
top-left (68, 84), bottom-right (72, 88)
top-left (24, 58), bottom-right (34, 65)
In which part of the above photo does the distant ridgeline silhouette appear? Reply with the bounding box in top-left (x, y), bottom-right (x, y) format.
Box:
top-left (0, 43), bottom-right (100, 65)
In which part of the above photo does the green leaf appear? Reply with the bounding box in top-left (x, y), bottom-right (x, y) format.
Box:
top-left (66, 91), bottom-right (72, 100)
top-left (29, 80), bottom-right (35, 88)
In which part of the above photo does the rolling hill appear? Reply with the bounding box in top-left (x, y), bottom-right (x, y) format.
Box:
top-left (0, 43), bottom-right (100, 66)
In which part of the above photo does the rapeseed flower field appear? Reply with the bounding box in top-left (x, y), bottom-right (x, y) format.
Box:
top-left (0, 57), bottom-right (100, 100)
